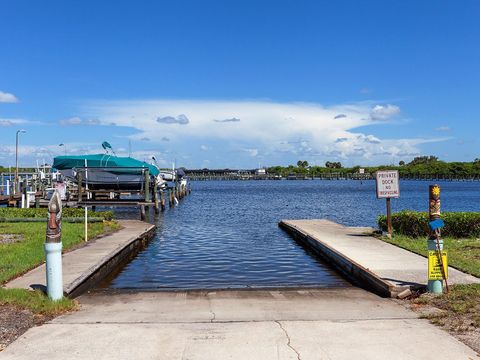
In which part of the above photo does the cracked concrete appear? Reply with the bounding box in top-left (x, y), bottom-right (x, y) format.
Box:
top-left (207, 293), bottom-right (216, 323)
top-left (1, 288), bottom-right (477, 359)
top-left (275, 321), bottom-right (301, 360)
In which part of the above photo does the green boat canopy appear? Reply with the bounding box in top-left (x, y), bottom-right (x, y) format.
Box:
top-left (53, 154), bottom-right (159, 177)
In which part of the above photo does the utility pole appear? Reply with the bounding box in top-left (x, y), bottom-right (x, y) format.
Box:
top-left (15, 129), bottom-right (26, 194)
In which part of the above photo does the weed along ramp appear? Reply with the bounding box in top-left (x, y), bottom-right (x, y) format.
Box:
top-left (5, 220), bottom-right (156, 297)
top-left (279, 219), bottom-right (480, 297)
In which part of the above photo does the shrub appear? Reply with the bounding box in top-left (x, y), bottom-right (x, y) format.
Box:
top-left (378, 211), bottom-right (480, 238)
top-left (0, 208), bottom-right (113, 220)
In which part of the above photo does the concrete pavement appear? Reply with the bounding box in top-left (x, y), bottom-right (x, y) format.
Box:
top-left (1, 288), bottom-right (477, 359)
top-left (4, 220), bottom-right (155, 296)
top-left (280, 219), bottom-right (480, 296)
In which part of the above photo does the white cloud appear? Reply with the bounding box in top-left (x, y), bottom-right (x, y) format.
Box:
top-left (0, 141), bottom-right (169, 167)
top-left (213, 117), bottom-right (240, 123)
top-left (59, 117), bottom-right (100, 126)
top-left (243, 148), bottom-right (258, 157)
top-left (80, 99), bottom-right (445, 165)
top-left (0, 91), bottom-right (19, 103)
top-left (0, 118), bottom-right (29, 127)
top-left (200, 145), bottom-right (208, 151)
top-left (435, 126), bottom-right (451, 132)
top-left (370, 104), bottom-right (400, 120)
top-left (156, 114), bottom-right (189, 125)
top-left (60, 117), bottom-right (82, 125)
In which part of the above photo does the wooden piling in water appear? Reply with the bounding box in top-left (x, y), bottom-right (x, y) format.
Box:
top-left (160, 191), bottom-right (166, 210)
top-left (153, 182), bottom-right (159, 214)
top-left (144, 169), bottom-right (150, 202)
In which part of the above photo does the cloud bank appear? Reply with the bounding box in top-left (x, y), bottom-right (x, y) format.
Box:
top-left (81, 99), bottom-right (447, 165)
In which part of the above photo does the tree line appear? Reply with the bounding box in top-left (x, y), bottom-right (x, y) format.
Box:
top-left (267, 157), bottom-right (480, 177)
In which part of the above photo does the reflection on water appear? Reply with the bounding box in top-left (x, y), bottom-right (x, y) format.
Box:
top-left (102, 180), bottom-right (480, 289)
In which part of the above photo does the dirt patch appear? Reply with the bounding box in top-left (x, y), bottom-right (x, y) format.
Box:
top-left (414, 303), bottom-right (480, 354)
top-left (400, 288), bottom-right (480, 354)
top-left (0, 234), bottom-right (24, 245)
top-left (0, 304), bottom-right (51, 351)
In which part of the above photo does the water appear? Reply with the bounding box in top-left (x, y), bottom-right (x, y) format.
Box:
top-left (103, 180), bottom-right (480, 290)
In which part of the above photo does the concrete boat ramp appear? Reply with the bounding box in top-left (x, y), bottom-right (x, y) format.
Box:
top-left (1, 288), bottom-right (478, 360)
top-left (280, 219), bottom-right (480, 297)
top-left (1, 219), bottom-right (479, 359)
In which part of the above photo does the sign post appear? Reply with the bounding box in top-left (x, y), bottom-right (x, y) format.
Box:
top-left (427, 184), bottom-right (448, 294)
top-left (376, 170), bottom-right (400, 237)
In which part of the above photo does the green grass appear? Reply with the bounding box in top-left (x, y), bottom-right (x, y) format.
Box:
top-left (0, 220), bottom-right (120, 284)
top-left (415, 284), bottom-right (480, 331)
top-left (0, 220), bottom-right (119, 314)
top-left (381, 235), bottom-right (480, 277)
top-left (0, 288), bottom-right (77, 315)
top-left (380, 234), bottom-right (480, 333)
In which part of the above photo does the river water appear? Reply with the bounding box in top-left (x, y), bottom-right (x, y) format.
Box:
top-left (102, 180), bottom-right (480, 290)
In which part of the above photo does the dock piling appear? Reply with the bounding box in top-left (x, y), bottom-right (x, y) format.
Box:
top-left (160, 191), bottom-right (166, 210)
top-left (144, 169), bottom-right (150, 202)
top-left (153, 182), bottom-right (159, 214)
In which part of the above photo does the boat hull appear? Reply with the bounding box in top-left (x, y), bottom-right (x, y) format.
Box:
top-left (59, 169), bottom-right (153, 191)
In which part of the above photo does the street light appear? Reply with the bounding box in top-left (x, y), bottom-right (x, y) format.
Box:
top-left (15, 129), bottom-right (26, 194)
top-left (59, 143), bottom-right (66, 155)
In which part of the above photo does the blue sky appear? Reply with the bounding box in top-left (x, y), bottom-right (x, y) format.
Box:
top-left (1, 0), bottom-right (479, 168)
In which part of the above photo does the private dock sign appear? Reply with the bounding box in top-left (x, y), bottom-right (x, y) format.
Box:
top-left (376, 170), bottom-right (400, 198)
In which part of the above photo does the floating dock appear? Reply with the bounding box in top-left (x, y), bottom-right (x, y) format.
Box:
top-left (279, 219), bottom-right (480, 297)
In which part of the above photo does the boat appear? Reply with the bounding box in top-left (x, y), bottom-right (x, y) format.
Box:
top-left (52, 154), bottom-right (165, 191)
top-left (151, 157), bottom-right (188, 188)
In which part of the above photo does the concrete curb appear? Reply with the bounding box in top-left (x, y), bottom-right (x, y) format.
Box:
top-left (67, 223), bottom-right (156, 298)
top-left (3, 220), bottom-right (156, 298)
top-left (279, 220), bottom-right (401, 297)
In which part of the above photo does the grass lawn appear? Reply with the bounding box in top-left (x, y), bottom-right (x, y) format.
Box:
top-left (0, 221), bottom-right (120, 284)
top-left (380, 234), bottom-right (480, 351)
top-left (381, 235), bottom-right (480, 278)
top-left (0, 220), bottom-right (120, 315)
top-left (0, 288), bottom-right (77, 315)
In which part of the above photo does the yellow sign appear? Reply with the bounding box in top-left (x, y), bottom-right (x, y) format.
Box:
top-left (428, 251), bottom-right (448, 280)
